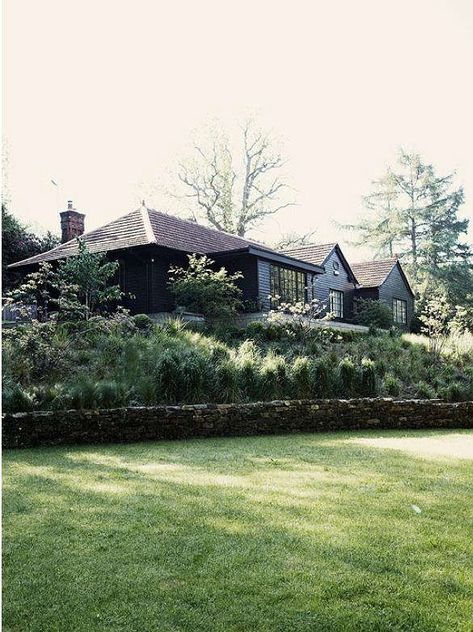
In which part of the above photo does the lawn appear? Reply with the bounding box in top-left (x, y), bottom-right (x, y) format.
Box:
top-left (3, 430), bottom-right (473, 631)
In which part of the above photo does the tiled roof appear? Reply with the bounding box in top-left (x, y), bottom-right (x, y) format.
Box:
top-left (9, 206), bottom-right (279, 268)
top-left (350, 259), bottom-right (398, 287)
top-left (281, 243), bottom-right (337, 266)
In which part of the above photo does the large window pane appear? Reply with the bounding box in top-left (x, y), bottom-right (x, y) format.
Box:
top-left (393, 298), bottom-right (407, 324)
top-left (270, 265), bottom-right (306, 304)
top-left (329, 289), bottom-right (344, 318)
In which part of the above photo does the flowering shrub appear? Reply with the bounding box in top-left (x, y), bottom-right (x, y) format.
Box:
top-left (268, 297), bottom-right (330, 328)
top-left (169, 254), bottom-right (243, 319)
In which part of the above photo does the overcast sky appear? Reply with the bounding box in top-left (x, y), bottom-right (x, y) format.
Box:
top-left (3, 0), bottom-right (473, 260)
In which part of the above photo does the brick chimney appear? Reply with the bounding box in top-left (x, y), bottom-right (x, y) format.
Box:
top-left (60, 201), bottom-right (85, 243)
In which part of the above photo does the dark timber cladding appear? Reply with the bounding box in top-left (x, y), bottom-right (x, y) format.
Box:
top-left (352, 259), bottom-right (415, 329)
top-left (9, 205), bottom-right (324, 316)
top-left (282, 243), bottom-right (358, 319)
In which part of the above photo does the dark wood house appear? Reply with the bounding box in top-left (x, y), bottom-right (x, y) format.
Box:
top-left (9, 203), bottom-right (325, 315)
top-left (282, 243), bottom-right (359, 320)
top-left (351, 258), bottom-right (415, 329)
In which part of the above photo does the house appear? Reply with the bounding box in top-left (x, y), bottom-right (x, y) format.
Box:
top-left (281, 243), bottom-right (359, 320)
top-left (9, 202), bottom-right (325, 315)
top-left (351, 258), bottom-right (415, 329)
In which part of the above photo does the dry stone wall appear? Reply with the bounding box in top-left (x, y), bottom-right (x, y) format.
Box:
top-left (3, 398), bottom-right (472, 449)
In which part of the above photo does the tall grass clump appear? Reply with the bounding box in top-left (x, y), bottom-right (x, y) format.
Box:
top-left (360, 358), bottom-right (377, 397)
top-left (259, 354), bottom-right (288, 400)
top-left (235, 340), bottom-right (261, 402)
top-left (313, 357), bottom-right (335, 398)
top-left (291, 357), bottom-right (313, 399)
top-left (383, 374), bottom-right (401, 397)
top-left (338, 357), bottom-right (357, 396)
top-left (216, 360), bottom-right (240, 403)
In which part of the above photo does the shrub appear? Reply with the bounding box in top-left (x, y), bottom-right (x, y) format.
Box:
top-left (168, 254), bottom-right (243, 319)
top-left (154, 350), bottom-right (185, 403)
top-left (66, 379), bottom-right (97, 409)
top-left (313, 357), bottom-right (334, 398)
top-left (245, 321), bottom-right (266, 340)
top-left (132, 376), bottom-right (157, 406)
top-left (438, 382), bottom-right (466, 402)
top-left (181, 352), bottom-right (210, 402)
top-left (216, 360), bottom-right (240, 403)
top-left (383, 374), bottom-right (401, 397)
top-left (3, 384), bottom-right (35, 413)
top-left (339, 357), bottom-right (356, 396)
top-left (259, 354), bottom-right (288, 400)
top-left (416, 381), bottom-right (436, 400)
top-left (95, 381), bottom-right (128, 408)
top-left (354, 298), bottom-right (393, 329)
top-left (133, 314), bottom-right (154, 334)
top-left (291, 357), bottom-right (312, 399)
top-left (360, 358), bottom-right (377, 397)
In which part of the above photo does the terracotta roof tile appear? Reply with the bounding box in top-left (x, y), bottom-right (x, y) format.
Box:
top-left (8, 207), bottom-right (278, 268)
top-left (350, 259), bottom-right (398, 287)
top-left (281, 243), bottom-right (337, 266)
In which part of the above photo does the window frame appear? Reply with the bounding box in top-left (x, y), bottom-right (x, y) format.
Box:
top-left (329, 288), bottom-right (344, 318)
top-left (270, 265), bottom-right (306, 305)
top-left (392, 297), bottom-right (407, 325)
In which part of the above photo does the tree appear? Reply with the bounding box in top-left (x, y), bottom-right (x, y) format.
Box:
top-left (168, 254), bottom-right (243, 319)
top-left (343, 150), bottom-right (470, 289)
top-left (419, 290), bottom-right (452, 354)
top-left (175, 119), bottom-right (295, 237)
top-left (5, 240), bottom-right (123, 321)
top-left (2, 205), bottom-right (59, 291)
top-left (273, 230), bottom-right (317, 250)
top-left (57, 240), bottom-right (123, 318)
top-left (5, 262), bottom-right (59, 322)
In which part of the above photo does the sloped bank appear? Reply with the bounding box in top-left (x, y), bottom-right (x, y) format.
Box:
top-left (3, 398), bottom-right (472, 448)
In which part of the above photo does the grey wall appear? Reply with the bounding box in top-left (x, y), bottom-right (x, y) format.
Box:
top-left (214, 253), bottom-right (259, 306)
top-left (378, 264), bottom-right (414, 329)
top-left (313, 248), bottom-right (357, 319)
top-left (257, 259), bottom-right (271, 310)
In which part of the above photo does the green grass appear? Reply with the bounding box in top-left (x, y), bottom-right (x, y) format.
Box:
top-left (3, 430), bottom-right (473, 631)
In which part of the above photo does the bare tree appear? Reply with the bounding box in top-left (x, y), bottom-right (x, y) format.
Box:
top-left (175, 120), bottom-right (295, 237)
top-left (273, 230), bottom-right (318, 250)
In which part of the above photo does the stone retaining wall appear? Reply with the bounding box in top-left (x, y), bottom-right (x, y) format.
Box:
top-left (3, 399), bottom-right (472, 449)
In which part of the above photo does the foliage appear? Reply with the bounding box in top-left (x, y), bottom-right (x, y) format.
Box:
top-left (360, 357), bottom-right (377, 396)
top-left (3, 314), bottom-right (473, 412)
top-left (339, 357), bottom-right (357, 395)
top-left (2, 204), bottom-right (59, 291)
top-left (353, 298), bottom-right (393, 329)
top-left (343, 150), bottom-right (470, 292)
top-left (175, 119), bottom-right (295, 236)
top-left (268, 297), bottom-right (329, 332)
top-left (273, 230), bottom-right (317, 250)
top-left (57, 239), bottom-right (123, 318)
top-left (419, 290), bottom-right (452, 354)
top-left (5, 263), bottom-right (59, 322)
top-left (4, 240), bottom-right (124, 322)
top-left (169, 254), bottom-right (243, 318)
top-left (132, 313), bottom-right (155, 334)
top-left (343, 151), bottom-right (473, 329)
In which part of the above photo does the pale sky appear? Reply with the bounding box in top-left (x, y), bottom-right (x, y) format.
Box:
top-left (3, 0), bottom-right (473, 260)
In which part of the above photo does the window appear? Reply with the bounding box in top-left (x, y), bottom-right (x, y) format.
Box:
top-left (393, 298), bottom-right (407, 324)
top-left (333, 261), bottom-right (340, 275)
top-left (270, 265), bottom-right (306, 304)
top-left (329, 289), bottom-right (344, 318)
